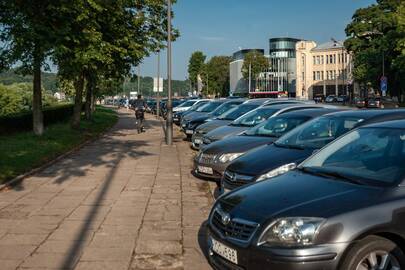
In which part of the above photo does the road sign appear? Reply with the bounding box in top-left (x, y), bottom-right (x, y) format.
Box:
top-left (153, 77), bottom-right (163, 93)
top-left (381, 76), bottom-right (388, 96)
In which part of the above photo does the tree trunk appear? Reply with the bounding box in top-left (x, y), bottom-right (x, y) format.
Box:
top-left (85, 74), bottom-right (95, 120)
top-left (71, 72), bottom-right (85, 129)
top-left (32, 57), bottom-right (44, 136)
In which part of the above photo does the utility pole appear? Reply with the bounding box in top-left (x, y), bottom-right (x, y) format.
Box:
top-left (137, 65), bottom-right (141, 95)
top-left (157, 51), bottom-right (160, 118)
top-left (248, 63), bottom-right (252, 93)
top-left (166, 0), bottom-right (173, 145)
top-left (206, 73), bottom-right (209, 96)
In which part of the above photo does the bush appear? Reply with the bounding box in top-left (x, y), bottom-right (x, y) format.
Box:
top-left (0, 104), bottom-right (76, 135)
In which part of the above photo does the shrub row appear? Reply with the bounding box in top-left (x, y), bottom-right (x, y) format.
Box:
top-left (0, 104), bottom-right (77, 135)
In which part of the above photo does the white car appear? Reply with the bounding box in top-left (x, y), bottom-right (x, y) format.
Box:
top-left (173, 99), bottom-right (209, 113)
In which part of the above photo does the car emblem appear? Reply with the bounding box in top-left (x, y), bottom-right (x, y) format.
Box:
top-left (221, 213), bottom-right (231, 225)
top-left (231, 173), bottom-right (237, 182)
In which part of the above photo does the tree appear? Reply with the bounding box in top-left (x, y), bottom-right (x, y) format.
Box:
top-left (0, 1), bottom-right (69, 135)
top-left (241, 51), bottom-right (269, 87)
top-left (345, 0), bottom-right (405, 97)
top-left (54, 0), bottom-right (177, 127)
top-left (201, 56), bottom-right (232, 97)
top-left (188, 51), bottom-right (206, 92)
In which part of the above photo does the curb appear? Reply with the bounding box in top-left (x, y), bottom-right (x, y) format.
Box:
top-left (0, 109), bottom-right (119, 192)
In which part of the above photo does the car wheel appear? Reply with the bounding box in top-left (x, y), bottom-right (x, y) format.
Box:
top-left (340, 236), bottom-right (405, 270)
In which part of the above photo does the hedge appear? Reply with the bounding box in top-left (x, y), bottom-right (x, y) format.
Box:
top-left (0, 104), bottom-right (78, 135)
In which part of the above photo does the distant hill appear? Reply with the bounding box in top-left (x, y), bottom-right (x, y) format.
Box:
top-left (0, 70), bottom-right (58, 92)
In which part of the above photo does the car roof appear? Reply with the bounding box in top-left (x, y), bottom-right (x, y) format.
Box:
top-left (276, 108), bottom-right (343, 118)
top-left (242, 98), bottom-right (273, 105)
top-left (361, 119), bottom-right (405, 129)
top-left (323, 109), bottom-right (405, 126)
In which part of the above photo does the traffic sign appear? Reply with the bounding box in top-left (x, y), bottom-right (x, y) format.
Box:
top-left (153, 77), bottom-right (163, 93)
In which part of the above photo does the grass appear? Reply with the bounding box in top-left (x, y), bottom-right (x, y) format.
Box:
top-left (0, 106), bottom-right (118, 184)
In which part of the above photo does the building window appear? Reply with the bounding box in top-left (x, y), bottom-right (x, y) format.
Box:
top-left (316, 56), bottom-right (320, 65)
top-left (333, 54), bottom-right (336, 64)
top-left (321, 71), bottom-right (324, 80)
top-left (329, 55), bottom-right (332, 64)
top-left (313, 56), bottom-right (316, 65)
top-left (316, 71), bottom-right (321, 81)
top-left (313, 71), bottom-right (316, 80)
top-left (302, 72), bottom-right (305, 81)
top-left (321, 55), bottom-right (324, 64)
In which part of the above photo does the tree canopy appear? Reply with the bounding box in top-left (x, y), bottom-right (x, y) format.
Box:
top-left (241, 51), bottom-right (269, 82)
top-left (345, 0), bottom-right (405, 97)
top-left (188, 51), bottom-right (206, 92)
top-left (201, 56), bottom-right (232, 97)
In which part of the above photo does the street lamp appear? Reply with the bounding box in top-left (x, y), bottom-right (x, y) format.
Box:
top-left (165, 0), bottom-right (173, 145)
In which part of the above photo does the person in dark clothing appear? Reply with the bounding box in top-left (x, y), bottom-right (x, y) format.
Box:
top-left (133, 95), bottom-right (147, 133)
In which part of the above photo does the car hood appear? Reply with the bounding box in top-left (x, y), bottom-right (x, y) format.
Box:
top-left (218, 171), bottom-right (382, 223)
top-left (227, 144), bottom-right (313, 177)
top-left (204, 135), bottom-right (277, 155)
top-left (190, 115), bottom-right (210, 123)
top-left (195, 119), bottom-right (232, 134)
top-left (204, 125), bottom-right (248, 142)
top-left (183, 111), bottom-right (207, 122)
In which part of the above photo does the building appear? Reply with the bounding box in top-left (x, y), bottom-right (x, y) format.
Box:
top-left (229, 49), bottom-right (264, 96)
top-left (296, 40), bottom-right (353, 99)
top-left (253, 37), bottom-right (301, 97)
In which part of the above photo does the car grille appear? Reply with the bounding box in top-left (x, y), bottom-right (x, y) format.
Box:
top-left (211, 207), bottom-right (258, 242)
top-left (223, 170), bottom-right (254, 188)
top-left (199, 153), bottom-right (216, 164)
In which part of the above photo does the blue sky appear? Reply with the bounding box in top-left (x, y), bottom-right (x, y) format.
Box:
top-left (141, 0), bottom-right (375, 80)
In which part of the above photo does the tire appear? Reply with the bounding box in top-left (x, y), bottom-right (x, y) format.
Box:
top-left (339, 235), bottom-right (405, 270)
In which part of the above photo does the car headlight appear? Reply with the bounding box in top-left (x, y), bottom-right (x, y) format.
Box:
top-left (218, 153), bottom-right (244, 163)
top-left (256, 163), bottom-right (297, 182)
top-left (258, 217), bottom-right (325, 247)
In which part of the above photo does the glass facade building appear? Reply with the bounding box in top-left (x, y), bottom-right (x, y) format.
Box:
top-left (253, 38), bottom-right (301, 97)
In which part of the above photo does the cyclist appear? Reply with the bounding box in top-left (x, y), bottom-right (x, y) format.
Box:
top-left (132, 95), bottom-right (148, 133)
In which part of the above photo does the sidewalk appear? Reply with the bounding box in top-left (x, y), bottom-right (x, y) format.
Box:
top-left (0, 110), bottom-right (213, 270)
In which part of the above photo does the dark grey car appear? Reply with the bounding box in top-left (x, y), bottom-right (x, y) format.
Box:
top-left (192, 99), bottom-right (308, 149)
top-left (193, 108), bottom-right (337, 182)
top-left (201, 104), bottom-right (331, 147)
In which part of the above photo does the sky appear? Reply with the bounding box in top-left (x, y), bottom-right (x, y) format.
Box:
top-left (140, 0), bottom-right (376, 80)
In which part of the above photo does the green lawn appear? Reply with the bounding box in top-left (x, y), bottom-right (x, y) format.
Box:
top-left (0, 106), bottom-right (118, 184)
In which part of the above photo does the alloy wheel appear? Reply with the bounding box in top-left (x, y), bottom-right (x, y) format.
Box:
top-left (356, 250), bottom-right (401, 270)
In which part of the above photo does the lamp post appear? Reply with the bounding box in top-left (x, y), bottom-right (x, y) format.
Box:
top-left (165, 0), bottom-right (173, 145)
top-left (156, 50), bottom-right (160, 118)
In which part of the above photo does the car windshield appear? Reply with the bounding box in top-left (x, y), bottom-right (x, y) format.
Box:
top-left (275, 116), bottom-right (364, 150)
top-left (244, 116), bottom-right (311, 137)
top-left (217, 104), bottom-right (258, 120)
top-left (196, 101), bottom-right (222, 112)
top-left (299, 127), bottom-right (405, 186)
top-left (189, 101), bottom-right (209, 111)
top-left (178, 100), bottom-right (197, 107)
top-left (211, 102), bottom-right (240, 117)
top-left (231, 107), bottom-right (279, 127)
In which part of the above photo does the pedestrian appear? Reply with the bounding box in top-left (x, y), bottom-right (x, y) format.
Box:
top-left (133, 94), bottom-right (148, 133)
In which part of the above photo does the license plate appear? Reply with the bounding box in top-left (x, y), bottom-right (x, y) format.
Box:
top-left (182, 124), bottom-right (186, 127)
top-left (212, 238), bottom-right (238, 265)
top-left (186, 129), bottom-right (194, 135)
top-left (194, 139), bottom-right (203, 145)
top-left (198, 166), bottom-right (213, 175)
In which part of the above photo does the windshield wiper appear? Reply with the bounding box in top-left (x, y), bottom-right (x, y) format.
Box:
top-left (274, 142), bottom-right (305, 150)
top-left (299, 167), bottom-right (366, 186)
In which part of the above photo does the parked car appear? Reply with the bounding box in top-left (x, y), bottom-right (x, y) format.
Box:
top-left (207, 119), bottom-right (405, 270)
top-left (182, 99), bottom-right (245, 139)
top-left (337, 95), bottom-right (349, 103)
top-left (222, 109), bottom-right (405, 193)
top-left (313, 94), bottom-right (325, 103)
top-left (367, 96), bottom-right (399, 109)
top-left (193, 108), bottom-right (339, 182)
top-left (201, 104), bottom-right (329, 147)
top-left (180, 100), bottom-right (228, 135)
top-left (191, 99), bottom-right (307, 150)
top-left (354, 97), bottom-right (366, 108)
top-left (325, 95), bottom-right (337, 103)
top-left (191, 99), bottom-right (271, 149)
top-left (173, 99), bottom-right (209, 124)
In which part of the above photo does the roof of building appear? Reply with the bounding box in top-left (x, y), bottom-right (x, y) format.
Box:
top-left (312, 41), bottom-right (344, 52)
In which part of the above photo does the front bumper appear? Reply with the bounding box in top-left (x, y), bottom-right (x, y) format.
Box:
top-left (207, 228), bottom-right (346, 270)
top-left (191, 132), bottom-right (206, 150)
top-left (193, 158), bottom-right (228, 181)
